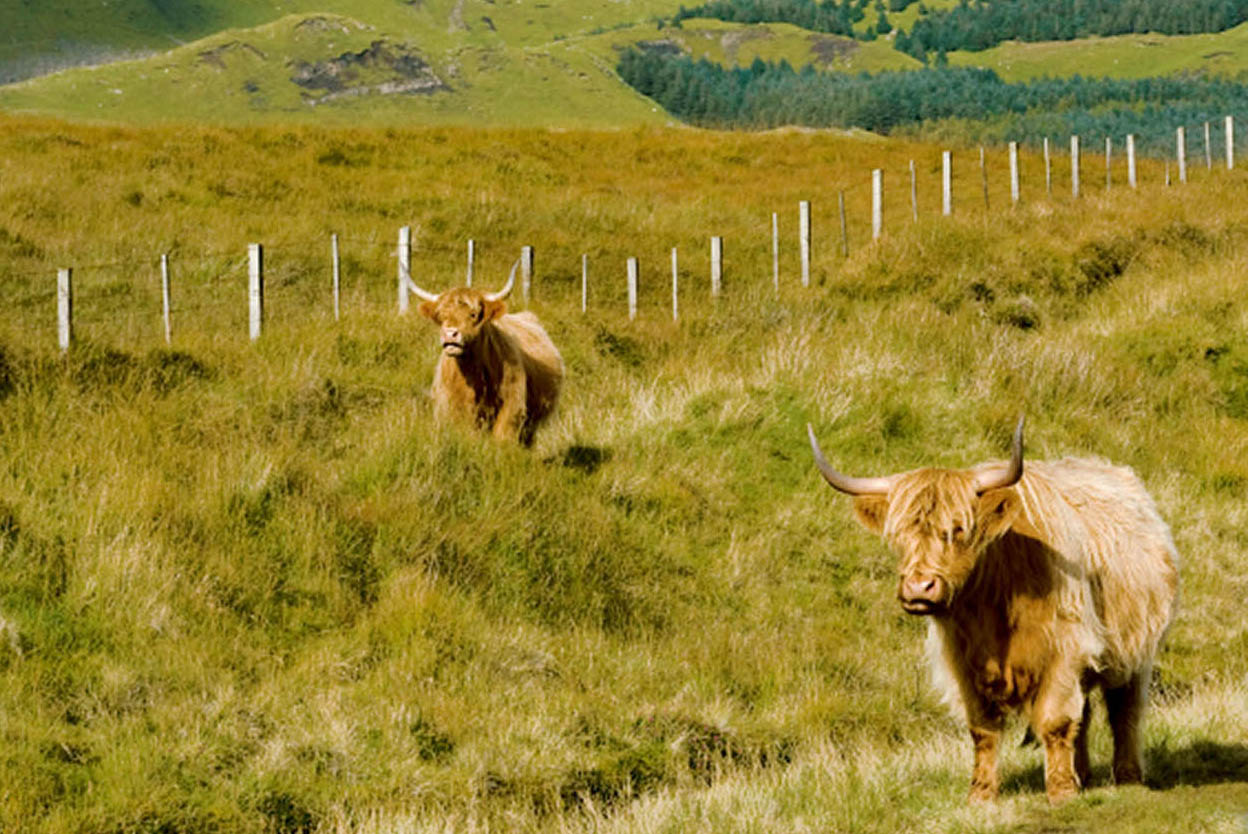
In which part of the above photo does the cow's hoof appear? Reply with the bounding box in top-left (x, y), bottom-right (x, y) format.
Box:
top-left (1112, 763), bottom-right (1143, 785)
top-left (968, 783), bottom-right (998, 804)
top-left (1045, 783), bottom-right (1079, 805)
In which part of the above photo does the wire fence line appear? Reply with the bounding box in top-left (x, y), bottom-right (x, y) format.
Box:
top-left (4, 119), bottom-right (1242, 352)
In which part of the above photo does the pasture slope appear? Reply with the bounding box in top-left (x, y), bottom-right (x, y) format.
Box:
top-left (6, 0), bottom-right (1248, 127)
top-left (0, 117), bottom-right (1247, 832)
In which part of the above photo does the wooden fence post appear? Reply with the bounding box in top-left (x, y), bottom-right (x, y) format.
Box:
top-left (872, 169), bottom-right (883, 240)
top-left (57, 268), bottom-right (72, 351)
top-left (249, 243), bottom-right (263, 341)
top-left (331, 234), bottom-right (340, 322)
top-left (627, 257), bottom-right (638, 320)
top-left (909, 159), bottom-right (918, 222)
top-left (161, 254), bottom-right (172, 344)
top-left (397, 225), bottom-right (411, 314)
top-left (710, 236), bottom-right (723, 298)
top-left (1205, 121), bottom-right (1212, 170)
top-left (466, 238), bottom-right (474, 287)
top-left (671, 247), bottom-right (679, 321)
top-left (1227, 115), bottom-right (1235, 170)
top-left (942, 150), bottom-right (952, 216)
top-left (1070, 135), bottom-right (1080, 199)
top-left (838, 191), bottom-right (848, 258)
top-left (799, 200), bottom-right (811, 287)
top-left (581, 254), bottom-right (588, 314)
top-left (1105, 137), bottom-right (1112, 189)
top-left (1044, 137), bottom-right (1052, 196)
top-left (772, 212), bottom-right (779, 293)
top-left (1177, 127), bottom-right (1187, 184)
top-left (1009, 142), bottom-right (1019, 204)
top-left (522, 245), bottom-right (534, 303)
top-left (1128, 134), bottom-right (1137, 188)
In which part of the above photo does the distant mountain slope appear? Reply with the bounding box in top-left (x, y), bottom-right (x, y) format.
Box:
top-left (2, 1), bottom-right (1248, 128)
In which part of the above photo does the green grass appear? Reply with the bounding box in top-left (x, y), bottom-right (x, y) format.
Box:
top-left (1, 118), bottom-right (1247, 831)
top-left (947, 20), bottom-right (1248, 81)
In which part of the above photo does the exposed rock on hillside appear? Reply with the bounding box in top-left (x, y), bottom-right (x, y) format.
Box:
top-left (290, 40), bottom-right (449, 105)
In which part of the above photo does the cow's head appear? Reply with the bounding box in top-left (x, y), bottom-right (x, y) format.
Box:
top-left (808, 419), bottom-right (1026, 615)
top-left (408, 260), bottom-right (518, 356)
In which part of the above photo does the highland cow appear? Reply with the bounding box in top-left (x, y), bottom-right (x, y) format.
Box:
top-left (408, 260), bottom-right (563, 446)
top-left (807, 418), bottom-right (1178, 804)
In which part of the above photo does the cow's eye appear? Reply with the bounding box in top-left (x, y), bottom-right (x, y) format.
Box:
top-left (473, 307), bottom-right (484, 322)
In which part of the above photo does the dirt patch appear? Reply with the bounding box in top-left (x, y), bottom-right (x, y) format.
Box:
top-left (810, 34), bottom-right (858, 66)
top-left (290, 40), bottom-right (449, 104)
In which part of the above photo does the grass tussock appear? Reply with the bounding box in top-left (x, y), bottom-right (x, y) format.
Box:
top-left (0, 117), bottom-right (1246, 832)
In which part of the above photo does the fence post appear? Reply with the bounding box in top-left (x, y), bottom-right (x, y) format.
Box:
top-left (1105, 137), bottom-right (1112, 189)
top-left (249, 243), bottom-right (264, 341)
top-left (521, 245), bottom-right (534, 303)
top-left (942, 150), bottom-right (952, 216)
top-left (581, 254), bottom-right (588, 314)
top-left (909, 159), bottom-right (918, 222)
top-left (161, 254), bottom-right (172, 344)
top-left (57, 268), bottom-right (72, 351)
top-left (799, 200), bottom-right (811, 287)
top-left (1009, 142), bottom-right (1019, 204)
top-left (979, 147), bottom-right (989, 210)
top-left (331, 234), bottom-right (340, 322)
top-left (1177, 127), bottom-right (1187, 184)
top-left (466, 238), bottom-right (474, 287)
top-left (1205, 121), bottom-right (1212, 170)
top-left (872, 169), bottom-right (883, 240)
top-left (671, 247), bottom-right (679, 321)
top-left (627, 257), bottom-right (638, 320)
top-left (772, 212), bottom-right (779, 293)
top-left (397, 225), bottom-right (411, 314)
top-left (1227, 115), bottom-right (1235, 170)
top-left (838, 191), bottom-right (848, 258)
top-left (1044, 137), bottom-right (1052, 196)
top-left (1128, 134), bottom-right (1137, 188)
top-left (710, 236), bottom-right (723, 298)
top-left (1070, 135), bottom-right (1080, 199)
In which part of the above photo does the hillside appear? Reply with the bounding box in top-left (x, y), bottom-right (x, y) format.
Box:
top-left (0, 116), bottom-right (1247, 832)
top-left (4, 1), bottom-right (1248, 127)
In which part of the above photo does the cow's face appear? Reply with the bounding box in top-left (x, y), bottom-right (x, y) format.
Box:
top-left (851, 470), bottom-right (1021, 615)
top-left (419, 288), bottom-right (506, 357)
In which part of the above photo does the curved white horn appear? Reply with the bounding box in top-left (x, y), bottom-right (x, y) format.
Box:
top-left (403, 264), bottom-right (440, 303)
top-left (972, 416), bottom-right (1025, 494)
top-left (484, 258), bottom-right (520, 303)
top-left (807, 424), bottom-right (893, 496)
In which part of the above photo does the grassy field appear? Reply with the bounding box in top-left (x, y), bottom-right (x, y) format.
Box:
top-left (1, 116), bottom-right (1247, 831)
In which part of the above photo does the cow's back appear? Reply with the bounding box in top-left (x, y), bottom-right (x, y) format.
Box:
top-left (1006, 457), bottom-right (1179, 682)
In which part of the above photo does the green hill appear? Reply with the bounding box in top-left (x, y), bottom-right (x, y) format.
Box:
top-left (4, 1), bottom-right (1248, 128)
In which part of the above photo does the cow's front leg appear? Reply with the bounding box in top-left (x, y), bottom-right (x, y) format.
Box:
top-left (1033, 670), bottom-right (1087, 804)
top-left (491, 366), bottom-right (528, 444)
top-left (966, 700), bottom-right (1004, 802)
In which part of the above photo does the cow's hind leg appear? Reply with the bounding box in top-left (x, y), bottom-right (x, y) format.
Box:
top-left (1105, 670), bottom-right (1149, 785)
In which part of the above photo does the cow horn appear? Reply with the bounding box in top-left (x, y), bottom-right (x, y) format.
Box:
top-left (403, 265), bottom-right (440, 303)
top-left (484, 258), bottom-right (520, 303)
top-left (807, 424), bottom-right (893, 496)
top-left (973, 416), bottom-right (1025, 494)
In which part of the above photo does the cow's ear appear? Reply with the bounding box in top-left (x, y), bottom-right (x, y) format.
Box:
top-left (418, 300), bottom-right (439, 321)
top-left (483, 299), bottom-right (506, 322)
top-left (852, 495), bottom-right (889, 535)
top-left (976, 488), bottom-right (1022, 541)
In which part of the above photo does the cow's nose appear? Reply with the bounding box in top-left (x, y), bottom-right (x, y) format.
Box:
top-left (900, 574), bottom-right (944, 604)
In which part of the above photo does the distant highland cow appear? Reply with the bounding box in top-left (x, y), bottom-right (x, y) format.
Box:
top-left (408, 260), bottom-right (563, 446)
top-left (807, 418), bottom-right (1178, 804)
